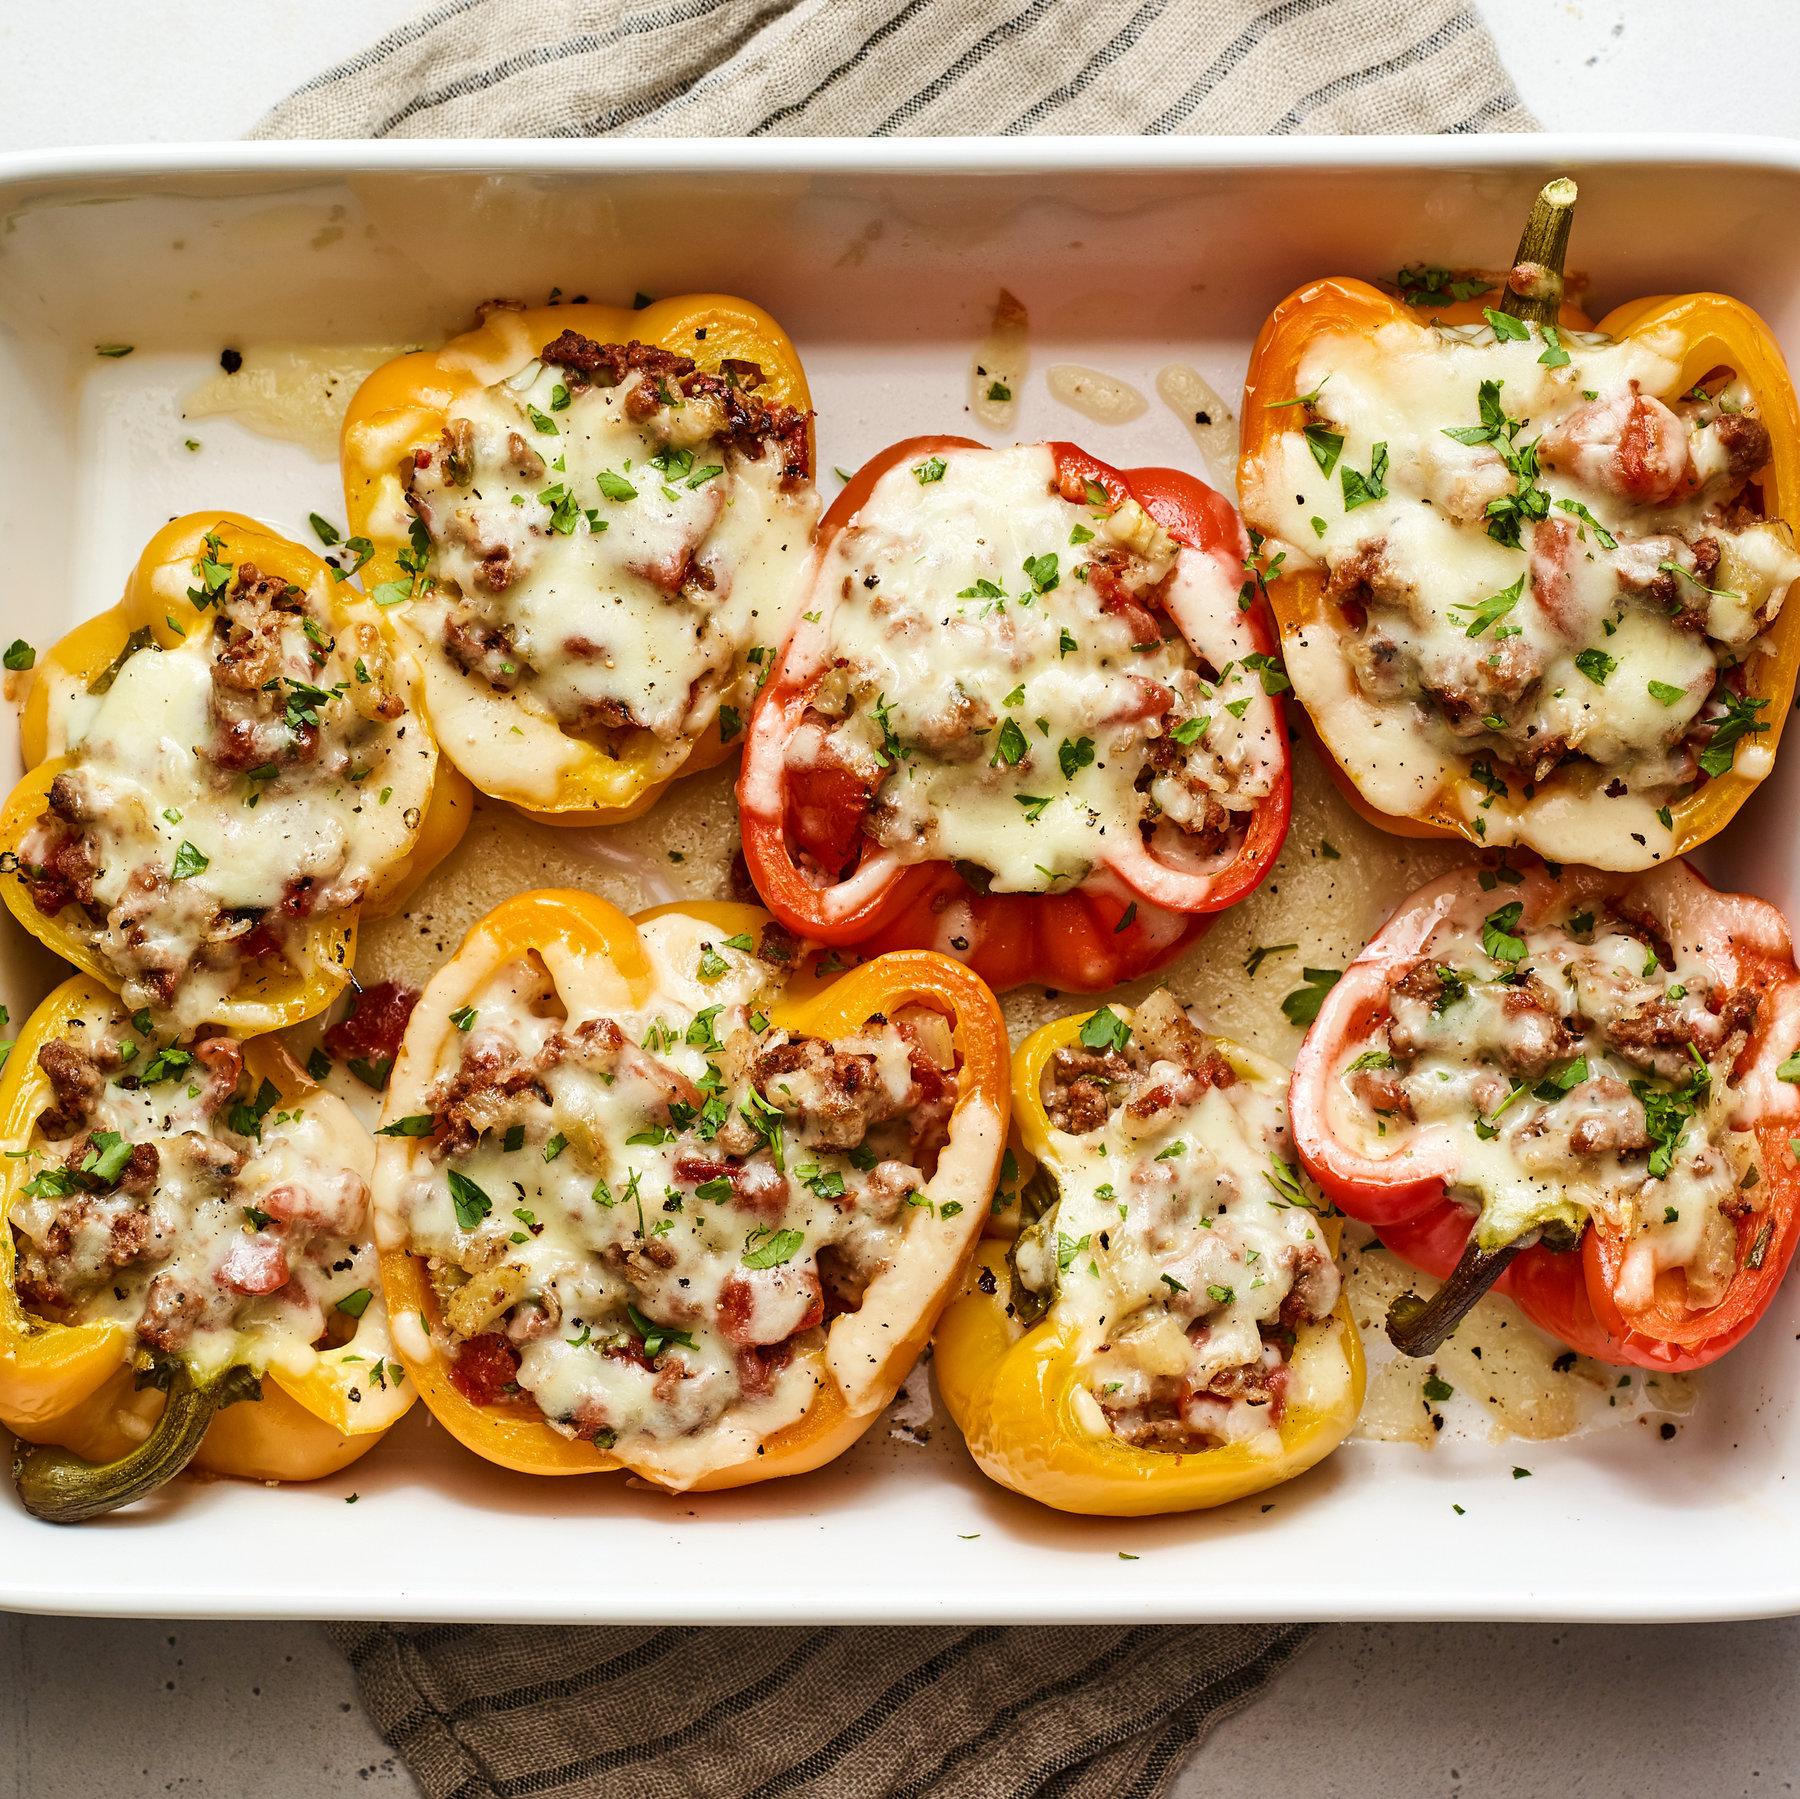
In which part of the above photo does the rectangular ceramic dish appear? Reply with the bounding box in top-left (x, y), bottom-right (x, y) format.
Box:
top-left (3, 136), bottom-right (1800, 1623)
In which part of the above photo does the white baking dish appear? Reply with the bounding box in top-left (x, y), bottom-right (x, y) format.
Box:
top-left (3, 135), bottom-right (1800, 1623)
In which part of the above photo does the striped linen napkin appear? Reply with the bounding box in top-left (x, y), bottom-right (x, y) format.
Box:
top-left (263, 2), bottom-right (1531, 1792)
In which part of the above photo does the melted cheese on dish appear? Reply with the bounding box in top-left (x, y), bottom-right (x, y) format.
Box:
top-left (382, 917), bottom-right (971, 1452)
top-left (786, 445), bottom-right (1281, 892)
top-left (11, 1001), bottom-right (390, 1388)
top-left (389, 338), bottom-right (817, 807)
top-left (1013, 990), bottom-right (1340, 1454)
top-left (1324, 883), bottom-right (1765, 1310)
top-left (1247, 315), bottom-right (1800, 867)
top-left (22, 546), bottom-right (435, 1027)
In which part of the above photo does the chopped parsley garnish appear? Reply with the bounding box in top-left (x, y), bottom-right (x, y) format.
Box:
top-left (1238, 941), bottom-right (1296, 982)
top-left (743, 1227), bottom-right (805, 1270)
top-left (1340, 441), bottom-right (1389, 511)
top-left (1058, 736), bottom-right (1095, 778)
top-left (170, 841), bottom-right (209, 881)
top-left (1555, 498), bottom-right (1617, 549)
top-left (377, 1114), bottom-right (435, 1137)
top-left (1079, 1006), bottom-right (1131, 1054)
top-left (3, 640), bottom-right (34, 672)
top-left (446, 1169), bottom-right (492, 1228)
top-left (1573, 648), bottom-right (1616, 686)
top-left (991, 718), bottom-right (1028, 767)
top-left (1280, 967), bottom-right (1341, 1027)
top-left (1452, 574), bottom-right (1525, 639)
top-left (1698, 690), bottom-right (1769, 778)
top-left (335, 1288), bottom-right (373, 1319)
top-left (913, 457), bottom-right (947, 484)
top-left (1303, 424), bottom-right (1343, 477)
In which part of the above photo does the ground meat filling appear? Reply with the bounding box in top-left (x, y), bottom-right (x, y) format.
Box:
top-left (1334, 880), bottom-right (1768, 1313)
top-left (780, 444), bottom-right (1283, 894)
top-left (16, 541), bottom-right (418, 1022)
top-left (401, 934), bottom-right (959, 1448)
top-left (10, 1011), bottom-right (380, 1374)
top-left (1016, 988), bottom-right (1338, 1453)
top-left (401, 330), bottom-right (815, 757)
top-left (1259, 309), bottom-right (1800, 855)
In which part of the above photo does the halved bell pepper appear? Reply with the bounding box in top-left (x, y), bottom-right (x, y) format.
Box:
top-left (1289, 859), bottom-right (1800, 1371)
top-left (340, 298), bottom-right (814, 827)
top-left (738, 435), bottom-right (1292, 993)
top-left (0, 975), bottom-right (413, 1521)
top-left (0, 512), bottom-right (470, 1034)
top-left (1238, 180), bottom-right (1800, 863)
top-left (934, 1006), bottom-right (1364, 1517)
top-left (374, 888), bottom-right (1010, 1490)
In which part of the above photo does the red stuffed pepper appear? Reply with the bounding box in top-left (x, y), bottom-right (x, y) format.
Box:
top-left (738, 437), bottom-right (1290, 991)
top-left (1290, 858), bottom-right (1800, 1370)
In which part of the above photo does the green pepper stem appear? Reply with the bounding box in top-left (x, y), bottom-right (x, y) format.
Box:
top-left (1500, 176), bottom-right (1578, 327)
top-left (1385, 1236), bottom-right (1524, 1358)
top-left (13, 1361), bottom-right (260, 1525)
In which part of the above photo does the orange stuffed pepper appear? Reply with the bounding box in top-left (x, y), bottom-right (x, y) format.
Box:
top-left (0, 513), bottom-right (468, 1033)
top-left (0, 976), bottom-right (413, 1522)
top-left (371, 889), bottom-right (1008, 1490)
top-left (1239, 178), bottom-right (1800, 869)
top-left (340, 297), bottom-right (818, 825)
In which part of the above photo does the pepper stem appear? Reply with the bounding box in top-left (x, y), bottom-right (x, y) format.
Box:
top-left (1385, 1236), bottom-right (1524, 1358)
top-left (13, 1361), bottom-right (260, 1525)
top-left (1499, 176), bottom-right (1578, 327)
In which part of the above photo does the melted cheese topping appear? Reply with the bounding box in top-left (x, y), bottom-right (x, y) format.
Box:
top-left (388, 352), bottom-right (816, 807)
top-left (385, 917), bottom-right (973, 1453)
top-left (26, 550), bottom-right (435, 1027)
top-left (1014, 991), bottom-right (1339, 1454)
top-left (1324, 883), bottom-right (1765, 1309)
top-left (789, 445), bottom-right (1280, 892)
top-left (1248, 315), bottom-right (1800, 866)
top-left (10, 1004), bottom-right (386, 1386)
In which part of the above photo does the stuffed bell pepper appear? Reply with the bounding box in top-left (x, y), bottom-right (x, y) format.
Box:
top-left (1239, 177), bottom-right (1800, 868)
top-left (936, 990), bottom-right (1363, 1515)
top-left (1289, 858), bottom-right (1800, 1370)
top-left (0, 975), bottom-right (412, 1522)
top-left (341, 297), bottom-right (818, 825)
top-left (738, 437), bottom-right (1291, 992)
top-left (0, 513), bottom-right (468, 1033)
top-left (370, 889), bottom-right (1008, 1490)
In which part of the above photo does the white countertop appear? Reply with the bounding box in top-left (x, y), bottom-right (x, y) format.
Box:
top-left (2, 3), bottom-right (1799, 1795)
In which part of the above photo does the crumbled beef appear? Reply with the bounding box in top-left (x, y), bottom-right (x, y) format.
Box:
top-left (427, 1034), bottom-right (554, 1159)
top-left (136, 1273), bottom-right (204, 1353)
top-left (536, 333), bottom-right (811, 486)
top-left (750, 1034), bottom-right (911, 1149)
top-left (442, 609), bottom-right (523, 688)
top-left (1601, 984), bottom-right (1757, 1079)
top-left (35, 1038), bottom-right (108, 1139)
top-left (1042, 1047), bottom-right (1129, 1134)
top-left (19, 819), bottom-right (98, 918)
top-left (1715, 413), bottom-right (1773, 484)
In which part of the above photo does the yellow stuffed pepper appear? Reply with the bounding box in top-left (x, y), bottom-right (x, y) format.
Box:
top-left (371, 889), bottom-right (1009, 1491)
top-left (340, 297), bottom-right (818, 826)
top-left (1238, 178), bottom-right (1800, 870)
top-left (0, 975), bottom-right (414, 1522)
top-left (0, 513), bottom-right (469, 1033)
top-left (936, 990), bottom-right (1364, 1517)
